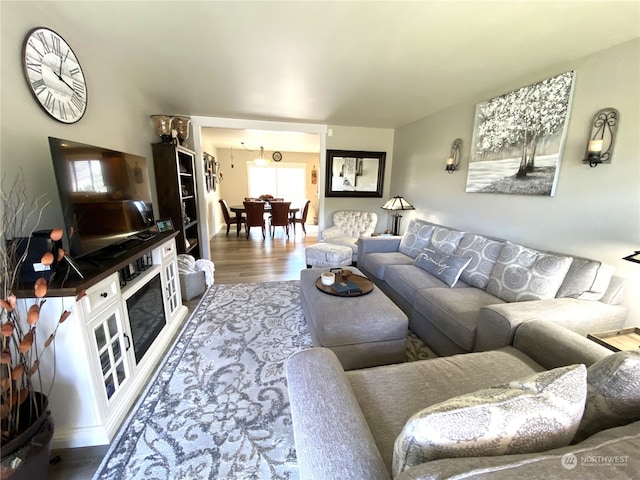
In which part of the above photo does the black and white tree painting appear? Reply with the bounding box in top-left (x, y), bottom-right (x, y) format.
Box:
top-left (466, 71), bottom-right (575, 196)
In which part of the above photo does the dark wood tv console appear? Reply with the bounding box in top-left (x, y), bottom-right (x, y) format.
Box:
top-left (24, 231), bottom-right (180, 297)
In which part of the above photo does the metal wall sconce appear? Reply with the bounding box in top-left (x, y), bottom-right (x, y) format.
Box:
top-left (446, 138), bottom-right (463, 173)
top-left (583, 108), bottom-right (619, 167)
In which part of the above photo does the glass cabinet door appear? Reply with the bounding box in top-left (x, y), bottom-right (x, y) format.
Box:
top-left (163, 260), bottom-right (180, 319)
top-left (92, 306), bottom-right (130, 401)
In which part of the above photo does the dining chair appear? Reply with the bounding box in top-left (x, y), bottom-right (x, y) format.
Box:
top-left (269, 201), bottom-right (291, 238)
top-left (219, 199), bottom-right (245, 237)
top-left (243, 201), bottom-right (266, 239)
top-left (290, 199), bottom-right (311, 235)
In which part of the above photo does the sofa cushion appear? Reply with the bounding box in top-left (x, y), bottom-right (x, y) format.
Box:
top-left (395, 420), bottom-right (640, 480)
top-left (430, 227), bottom-right (465, 254)
top-left (414, 287), bottom-right (504, 351)
top-left (556, 257), bottom-right (614, 301)
top-left (486, 241), bottom-right (573, 302)
top-left (413, 245), bottom-right (471, 288)
top-left (346, 347), bottom-right (544, 473)
top-left (358, 251), bottom-right (413, 280)
top-left (392, 364), bottom-right (587, 476)
top-left (385, 265), bottom-right (469, 305)
top-left (399, 219), bottom-right (436, 258)
top-left (323, 235), bottom-right (357, 249)
top-left (456, 233), bottom-right (505, 289)
top-left (574, 350), bottom-right (640, 442)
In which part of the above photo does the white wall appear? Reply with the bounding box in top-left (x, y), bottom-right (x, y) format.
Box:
top-left (391, 39), bottom-right (640, 326)
top-left (0, 2), bottom-right (165, 232)
top-left (199, 136), bottom-right (221, 239)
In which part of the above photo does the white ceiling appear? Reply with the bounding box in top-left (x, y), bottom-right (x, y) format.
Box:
top-left (30, 1), bottom-right (640, 150)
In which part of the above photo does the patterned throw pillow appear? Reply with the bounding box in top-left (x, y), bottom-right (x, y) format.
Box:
top-left (430, 227), bottom-right (466, 254)
top-left (413, 244), bottom-right (472, 288)
top-left (573, 351), bottom-right (640, 443)
top-left (399, 220), bottom-right (436, 259)
top-left (392, 365), bottom-right (587, 476)
top-left (456, 233), bottom-right (505, 289)
top-left (486, 242), bottom-right (573, 302)
top-left (556, 258), bottom-right (614, 301)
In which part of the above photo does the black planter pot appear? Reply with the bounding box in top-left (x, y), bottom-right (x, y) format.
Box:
top-left (1, 393), bottom-right (54, 480)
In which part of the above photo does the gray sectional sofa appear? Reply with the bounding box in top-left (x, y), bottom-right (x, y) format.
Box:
top-left (357, 219), bottom-right (629, 356)
top-left (287, 320), bottom-right (640, 480)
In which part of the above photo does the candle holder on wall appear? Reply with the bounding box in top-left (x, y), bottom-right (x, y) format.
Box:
top-left (445, 138), bottom-right (463, 173)
top-left (583, 108), bottom-right (619, 167)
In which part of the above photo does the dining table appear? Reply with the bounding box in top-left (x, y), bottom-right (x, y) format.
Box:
top-left (230, 203), bottom-right (300, 234)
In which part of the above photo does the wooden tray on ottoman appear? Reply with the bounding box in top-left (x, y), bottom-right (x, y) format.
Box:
top-left (315, 272), bottom-right (373, 297)
top-left (587, 327), bottom-right (640, 352)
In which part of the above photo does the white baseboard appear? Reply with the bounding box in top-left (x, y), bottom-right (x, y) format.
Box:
top-left (52, 426), bottom-right (109, 449)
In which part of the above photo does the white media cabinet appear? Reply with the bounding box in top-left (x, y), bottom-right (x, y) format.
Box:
top-left (16, 232), bottom-right (188, 448)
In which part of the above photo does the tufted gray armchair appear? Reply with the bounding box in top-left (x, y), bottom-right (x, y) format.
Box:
top-left (321, 210), bottom-right (377, 262)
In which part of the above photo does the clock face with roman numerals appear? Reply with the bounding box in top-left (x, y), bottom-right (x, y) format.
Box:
top-left (22, 27), bottom-right (88, 124)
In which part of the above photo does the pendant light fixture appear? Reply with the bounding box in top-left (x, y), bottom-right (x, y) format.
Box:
top-left (254, 146), bottom-right (269, 166)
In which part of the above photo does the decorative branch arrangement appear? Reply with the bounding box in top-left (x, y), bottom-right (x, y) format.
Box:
top-left (0, 172), bottom-right (83, 451)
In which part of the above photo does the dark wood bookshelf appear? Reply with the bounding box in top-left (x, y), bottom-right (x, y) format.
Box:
top-left (152, 143), bottom-right (201, 258)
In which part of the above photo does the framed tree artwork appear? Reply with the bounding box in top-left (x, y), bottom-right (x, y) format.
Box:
top-left (325, 150), bottom-right (385, 197)
top-left (466, 70), bottom-right (575, 196)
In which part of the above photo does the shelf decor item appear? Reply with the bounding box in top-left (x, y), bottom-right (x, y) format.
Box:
top-left (150, 115), bottom-right (174, 143)
top-left (172, 116), bottom-right (191, 145)
top-left (0, 174), bottom-right (82, 478)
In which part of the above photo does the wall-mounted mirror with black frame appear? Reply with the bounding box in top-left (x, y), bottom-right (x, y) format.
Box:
top-left (325, 149), bottom-right (386, 197)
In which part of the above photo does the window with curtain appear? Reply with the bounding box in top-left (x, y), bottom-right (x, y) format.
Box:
top-left (247, 163), bottom-right (306, 206)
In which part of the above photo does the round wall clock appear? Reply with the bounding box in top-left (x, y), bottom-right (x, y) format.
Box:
top-left (272, 151), bottom-right (283, 162)
top-left (22, 27), bottom-right (88, 124)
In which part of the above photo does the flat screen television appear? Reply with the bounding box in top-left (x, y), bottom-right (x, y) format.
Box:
top-left (48, 137), bottom-right (155, 260)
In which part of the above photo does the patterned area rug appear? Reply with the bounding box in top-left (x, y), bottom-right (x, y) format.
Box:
top-left (93, 280), bottom-right (434, 480)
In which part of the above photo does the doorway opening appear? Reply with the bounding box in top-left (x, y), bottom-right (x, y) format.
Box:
top-left (190, 117), bottom-right (328, 261)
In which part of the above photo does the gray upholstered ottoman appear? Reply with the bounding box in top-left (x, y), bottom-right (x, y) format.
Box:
top-left (305, 242), bottom-right (353, 268)
top-left (299, 267), bottom-right (408, 370)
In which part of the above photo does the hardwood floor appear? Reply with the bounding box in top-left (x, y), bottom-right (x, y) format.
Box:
top-left (211, 224), bottom-right (318, 284)
top-left (48, 224), bottom-right (318, 480)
